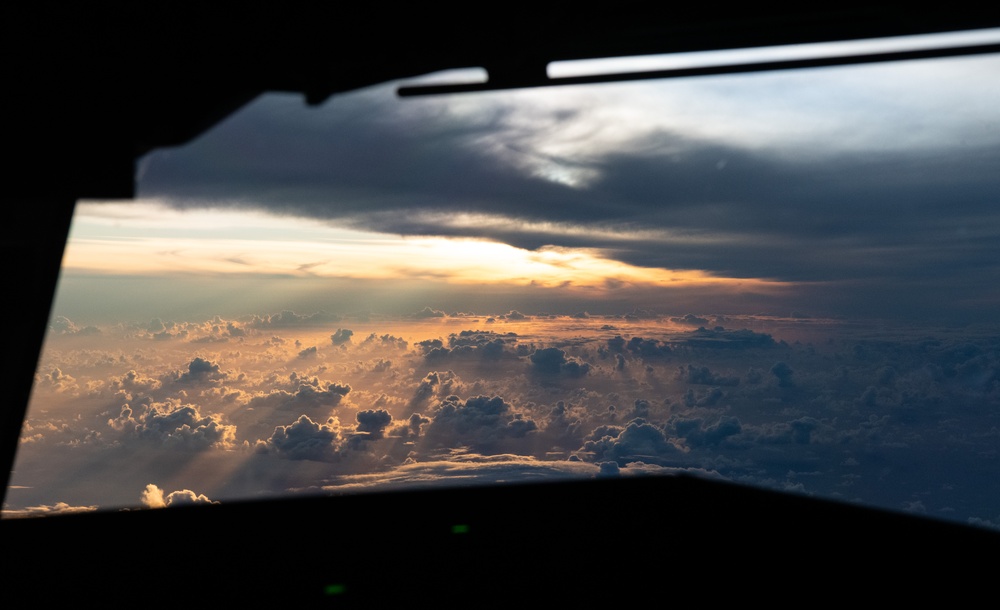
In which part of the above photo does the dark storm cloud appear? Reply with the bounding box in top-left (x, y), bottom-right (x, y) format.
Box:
top-left (137, 88), bottom-right (1000, 321)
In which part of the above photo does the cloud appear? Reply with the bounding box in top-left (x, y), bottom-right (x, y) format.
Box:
top-left (605, 336), bottom-right (672, 360)
top-left (135, 82), bottom-right (1000, 322)
top-left (247, 310), bottom-right (341, 328)
top-left (246, 379), bottom-right (351, 411)
top-left (172, 357), bottom-right (227, 385)
top-left (405, 370), bottom-right (462, 412)
top-left (529, 348), bottom-right (590, 377)
top-left (580, 419), bottom-right (684, 464)
top-left (673, 416), bottom-right (743, 447)
top-left (38, 367), bottom-right (77, 393)
top-left (422, 395), bottom-right (538, 451)
top-left (421, 330), bottom-right (520, 362)
top-left (2, 502), bottom-right (99, 518)
top-left (682, 365), bottom-right (739, 387)
top-left (671, 314), bottom-right (710, 326)
top-left (360, 333), bottom-right (408, 350)
top-left (109, 401), bottom-right (237, 449)
top-left (412, 307), bottom-right (446, 319)
top-left (770, 362), bottom-right (795, 387)
top-left (681, 327), bottom-right (776, 349)
top-left (330, 328), bottom-right (354, 345)
top-left (356, 409), bottom-right (392, 439)
top-left (261, 414), bottom-right (343, 461)
top-left (48, 316), bottom-right (100, 336)
top-left (19, 312), bottom-right (1000, 528)
top-left (140, 484), bottom-right (217, 508)
top-left (319, 452), bottom-right (599, 493)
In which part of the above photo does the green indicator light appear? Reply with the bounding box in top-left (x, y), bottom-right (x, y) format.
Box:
top-left (451, 524), bottom-right (470, 534)
top-left (324, 584), bottom-right (347, 596)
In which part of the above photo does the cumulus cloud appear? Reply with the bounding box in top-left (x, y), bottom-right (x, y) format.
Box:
top-left (422, 395), bottom-right (538, 450)
top-left (360, 333), bottom-right (408, 350)
top-left (682, 365), bottom-right (740, 387)
top-left (109, 401), bottom-right (237, 449)
top-left (611, 336), bottom-right (672, 360)
top-left (331, 328), bottom-right (354, 345)
top-left (247, 379), bottom-right (351, 411)
top-left (421, 330), bottom-right (520, 362)
top-left (581, 419), bottom-right (684, 465)
top-left (529, 348), bottom-right (590, 377)
top-left (48, 316), bottom-right (100, 336)
top-left (771, 362), bottom-right (795, 387)
top-left (140, 484), bottom-right (217, 508)
top-left (39, 367), bottom-right (77, 392)
top-left (19, 309), bottom-right (1000, 529)
top-left (110, 368), bottom-right (163, 398)
top-left (172, 357), bottom-right (227, 385)
top-left (356, 409), bottom-right (393, 439)
top-left (261, 414), bottom-right (343, 460)
top-left (673, 416), bottom-right (743, 447)
top-left (407, 371), bottom-right (460, 411)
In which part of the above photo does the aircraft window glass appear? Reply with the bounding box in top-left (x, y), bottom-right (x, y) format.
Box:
top-left (5, 30), bottom-right (1000, 531)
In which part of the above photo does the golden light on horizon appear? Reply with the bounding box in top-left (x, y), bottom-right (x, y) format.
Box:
top-left (65, 201), bottom-right (791, 296)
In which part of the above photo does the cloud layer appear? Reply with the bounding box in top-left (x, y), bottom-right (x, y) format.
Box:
top-left (8, 311), bottom-right (1000, 531)
top-left (132, 54), bottom-right (1000, 321)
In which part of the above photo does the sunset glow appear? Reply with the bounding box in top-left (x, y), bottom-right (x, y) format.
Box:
top-left (67, 201), bottom-right (790, 292)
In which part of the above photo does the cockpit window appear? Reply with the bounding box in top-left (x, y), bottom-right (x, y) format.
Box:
top-left (5, 29), bottom-right (1000, 530)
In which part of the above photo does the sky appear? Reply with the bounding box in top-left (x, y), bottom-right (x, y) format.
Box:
top-left (5, 30), bottom-right (1000, 529)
